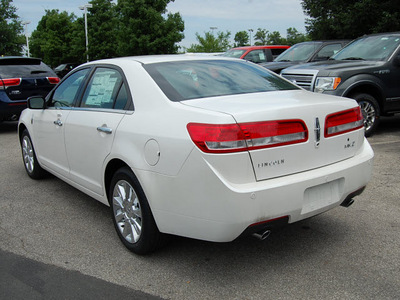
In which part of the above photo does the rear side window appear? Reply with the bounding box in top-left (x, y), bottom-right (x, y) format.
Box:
top-left (144, 60), bottom-right (299, 101)
top-left (0, 58), bottom-right (55, 78)
top-left (271, 48), bottom-right (287, 58)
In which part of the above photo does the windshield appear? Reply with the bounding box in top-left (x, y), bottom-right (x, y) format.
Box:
top-left (144, 60), bottom-right (299, 101)
top-left (275, 42), bottom-right (322, 62)
top-left (332, 34), bottom-right (400, 61)
top-left (222, 49), bottom-right (246, 58)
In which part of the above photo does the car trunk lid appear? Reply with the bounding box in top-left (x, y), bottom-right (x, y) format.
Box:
top-left (183, 90), bottom-right (365, 181)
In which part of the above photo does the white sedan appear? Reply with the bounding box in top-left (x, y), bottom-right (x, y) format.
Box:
top-left (18, 55), bottom-right (374, 254)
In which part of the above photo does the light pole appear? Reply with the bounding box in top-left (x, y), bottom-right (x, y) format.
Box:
top-left (210, 26), bottom-right (217, 34)
top-left (22, 21), bottom-right (31, 57)
top-left (248, 29), bottom-right (254, 46)
top-left (79, 3), bottom-right (93, 62)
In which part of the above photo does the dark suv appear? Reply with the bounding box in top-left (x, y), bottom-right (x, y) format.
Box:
top-left (261, 40), bottom-right (350, 73)
top-left (280, 32), bottom-right (400, 136)
top-left (0, 57), bottom-right (59, 122)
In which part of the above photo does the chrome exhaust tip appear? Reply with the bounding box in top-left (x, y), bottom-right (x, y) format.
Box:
top-left (252, 230), bottom-right (271, 241)
top-left (340, 197), bottom-right (355, 208)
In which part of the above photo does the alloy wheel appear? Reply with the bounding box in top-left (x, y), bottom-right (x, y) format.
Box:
top-left (112, 180), bottom-right (142, 243)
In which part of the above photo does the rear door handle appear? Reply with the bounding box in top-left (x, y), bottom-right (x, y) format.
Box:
top-left (97, 126), bottom-right (112, 134)
top-left (53, 119), bottom-right (63, 126)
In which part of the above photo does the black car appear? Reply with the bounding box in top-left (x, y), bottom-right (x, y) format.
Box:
top-left (0, 57), bottom-right (59, 122)
top-left (260, 40), bottom-right (350, 73)
top-left (54, 63), bottom-right (80, 78)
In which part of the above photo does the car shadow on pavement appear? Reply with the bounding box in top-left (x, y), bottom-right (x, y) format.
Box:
top-left (0, 121), bottom-right (18, 133)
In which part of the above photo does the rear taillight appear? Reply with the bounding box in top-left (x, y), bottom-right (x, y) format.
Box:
top-left (47, 77), bottom-right (60, 84)
top-left (0, 78), bottom-right (21, 89)
top-left (325, 107), bottom-right (364, 137)
top-left (187, 120), bottom-right (308, 154)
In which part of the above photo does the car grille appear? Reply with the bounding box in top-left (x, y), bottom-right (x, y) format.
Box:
top-left (281, 73), bottom-right (314, 91)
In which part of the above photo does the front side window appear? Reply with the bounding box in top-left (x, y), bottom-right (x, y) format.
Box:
top-left (244, 50), bottom-right (266, 63)
top-left (144, 60), bottom-right (299, 101)
top-left (50, 68), bottom-right (89, 107)
top-left (314, 43), bottom-right (343, 61)
top-left (80, 68), bottom-right (124, 109)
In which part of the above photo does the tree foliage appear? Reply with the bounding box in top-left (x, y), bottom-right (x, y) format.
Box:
top-left (0, 0), bottom-right (24, 55)
top-left (187, 31), bottom-right (231, 53)
top-left (302, 0), bottom-right (400, 40)
top-left (286, 27), bottom-right (309, 45)
top-left (254, 28), bottom-right (268, 45)
top-left (30, 10), bottom-right (82, 67)
top-left (116, 0), bottom-right (184, 56)
top-left (234, 31), bottom-right (249, 47)
top-left (87, 0), bottom-right (118, 60)
top-left (29, 0), bottom-right (184, 66)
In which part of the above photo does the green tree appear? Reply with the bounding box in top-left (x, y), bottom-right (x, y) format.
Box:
top-left (186, 31), bottom-right (231, 53)
top-left (116, 0), bottom-right (184, 56)
top-left (87, 0), bottom-right (118, 60)
top-left (302, 0), bottom-right (400, 40)
top-left (0, 0), bottom-right (24, 55)
top-left (254, 28), bottom-right (268, 45)
top-left (30, 10), bottom-right (83, 67)
top-left (267, 31), bottom-right (286, 45)
top-left (234, 31), bottom-right (249, 47)
top-left (286, 27), bottom-right (309, 45)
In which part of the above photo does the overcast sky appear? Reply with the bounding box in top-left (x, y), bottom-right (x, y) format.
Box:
top-left (12, 0), bottom-right (307, 48)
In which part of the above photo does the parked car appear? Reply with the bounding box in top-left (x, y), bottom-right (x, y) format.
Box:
top-left (0, 57), bottom-right (59, 122)
top-left (54, 63), bottom-right (80, 78)
top-left (280, 32), bottom-right (400, 136)
top-left (18, 55), bottom-right (373, 254)
top-left (260, 40), bottom-right (350, 73)
top-left (223, 45), bottom-right (290, 63)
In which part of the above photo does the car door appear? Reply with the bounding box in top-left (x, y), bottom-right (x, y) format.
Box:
top-left (64, 66), bottom-right (130, 196)
top-left (31, 68), bottom-right (90, 178)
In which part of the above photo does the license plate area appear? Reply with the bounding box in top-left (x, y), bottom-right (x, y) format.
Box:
top-left (302, 178), bottom-right (344, 214)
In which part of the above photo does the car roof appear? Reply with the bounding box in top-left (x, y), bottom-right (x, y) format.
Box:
top-left (82, 54), bottom-right (242, 66)
top-left (0, 56), bottom-right (42, 65)
top-left (230, 45), bottom-right (289, 50)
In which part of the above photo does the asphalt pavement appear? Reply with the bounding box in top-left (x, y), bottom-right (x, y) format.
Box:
top-left (1, 117), bottom-right (399, 300)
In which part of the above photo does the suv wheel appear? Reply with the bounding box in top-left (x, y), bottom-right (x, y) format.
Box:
top-left (352, 93), bottom-right (380, 137)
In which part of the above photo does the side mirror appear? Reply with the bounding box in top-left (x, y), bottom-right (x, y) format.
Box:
top-left (28, 96), bottom-right (46, 109)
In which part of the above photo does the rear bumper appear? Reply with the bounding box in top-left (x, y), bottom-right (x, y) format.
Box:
top-left (0, 93), bottom-right (27, 120)
top-left (140, 139), bottom-right (374, 242)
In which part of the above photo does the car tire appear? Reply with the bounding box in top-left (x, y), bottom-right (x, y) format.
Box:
top-left (109, 167), bottom-right (166, 255)
top-left (20, 129), bottom-right (47, 179)
top-left (352, 93), bottom-right (380, 137)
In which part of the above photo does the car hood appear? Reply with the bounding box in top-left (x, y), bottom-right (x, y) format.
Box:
top-left (261, 61), bottom-right (302, 73)
top-left (182, 90), bottom-right (365, 181)
top-left (284, 60), bottom-right (386, 75)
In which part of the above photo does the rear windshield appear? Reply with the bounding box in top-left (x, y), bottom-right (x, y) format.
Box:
top-left (0, 59), bottom-right (55, 79)
top-left (222, 49), bottom-right (246, 58)
top-left (144, 60), bottom-right (299, 101)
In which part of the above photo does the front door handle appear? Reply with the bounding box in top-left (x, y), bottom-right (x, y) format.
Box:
top-left (54, 119), bottom-right (63, 126)
top-left (97, 126), bottom-right (112, 134)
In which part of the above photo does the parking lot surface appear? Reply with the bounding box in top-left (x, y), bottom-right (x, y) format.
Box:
top-left (1, 117), bottom-right (399, 299)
